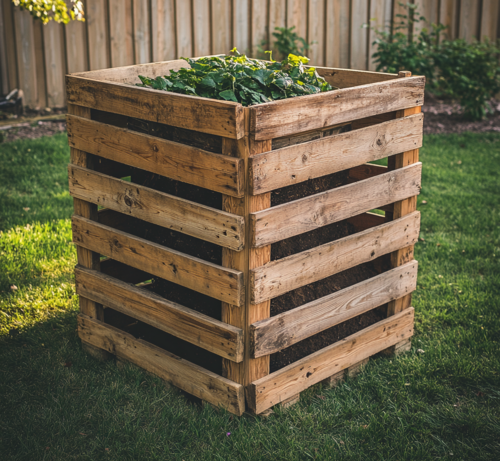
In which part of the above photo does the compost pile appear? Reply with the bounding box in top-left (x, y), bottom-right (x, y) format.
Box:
top-left (137, 49), bottom-right (335, 106)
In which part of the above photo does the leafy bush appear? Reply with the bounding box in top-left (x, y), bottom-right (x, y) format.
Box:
top-left (372, 2), bottom-right (500, 120)
top-left (12, 0), bottom-right (84, 24)
top-left (137, 49), bottom-right (334, 106)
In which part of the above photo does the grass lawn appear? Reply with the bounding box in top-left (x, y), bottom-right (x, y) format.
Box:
top-left (0, 132), bottom-right (499, 460)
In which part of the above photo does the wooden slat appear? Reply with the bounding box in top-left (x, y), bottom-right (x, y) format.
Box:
top-left (286, 0), bottom-right (308, 43)
top-left (459, 0), bottom-right (480, 40)
top-left (316, 66), bottom-right (399, 89)
top-left (250, 211), bottom-right (420, 304)
top-left (480, 0), bottom-right (500, 40)
top-left (87, 0), bottom-right (110, 70)
top-left (247, 308), bottom-right (414, 413)
top-left (350, 0), bottom-right (369, 70)
top-left (232, 0), bottom-right (249, 54)
top-left (439, 0), bottom-right (459, 40)
top-left (413, 0), bottom-right (439, 37)
top-left (269, 0), bottom-right (287, 59)
top-left (72, 215), bottom-right (244, 306)
top-left (251, 261), bottom-right (418, 357)
top-left (33, 19), bottom-right (47, 109)
top-left (193, 0), bottom-right (211, 56)
top-left (250, 76), bottom-right (424, 140)
top-left (251, 0), bottom-right (268, 56)
top-left (212, 0), bottom-right (232, 54)
top-left (1, 0), bottom-right (17, 93)
top-left (68, 164), bottom-right (245, 250)
top-left (176, 0), bottom-right (193, 57)
top-left (251, 162), bottom-right (422, 247)
top-left (250, 113), bottom-right (423, 194)
top-left (13, 8), bottom-right (38, 108)
top-left (66, 76), bottom-right (245, 139)
top-left (368, 0), bottom-right (392, 71)
top-left (308, 0), bottom-right (325, 66)
top-left (221, 130), bottom-right (273, 387)
top-left (152, 0), bottom-right (176, 61)
top-left (78, 314), bottom-right (245, 415)
top-left (43, 21), bottom-right (66, 107)
top-left (109, 0), bottom-right (134, 67)
top-left (75, 266), bottom-right (244, 361)
top-left (326, 0), bottom-right (350, 68)
top-left (133, 0), bottom-right (151, 64)
top-left (66, 115), bottom-right (244, 196)
top-left (0, 2), bottom-right (8, 94)
top-left (64, 17), bottom-right (88, 73)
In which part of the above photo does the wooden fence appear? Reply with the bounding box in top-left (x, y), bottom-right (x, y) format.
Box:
top-left (1, 0), bottom-right (499, 109)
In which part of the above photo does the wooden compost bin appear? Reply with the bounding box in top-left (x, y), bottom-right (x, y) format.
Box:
top-left (66, 59), bottom-right (424, 416)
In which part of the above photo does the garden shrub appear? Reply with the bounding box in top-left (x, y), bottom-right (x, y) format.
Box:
top-left (372, 2), bottom-right (500, 120)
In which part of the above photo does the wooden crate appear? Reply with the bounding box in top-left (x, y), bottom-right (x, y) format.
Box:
top-left (66, 60), bottom-right (424, 416)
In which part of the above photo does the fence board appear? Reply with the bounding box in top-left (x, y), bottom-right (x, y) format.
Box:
top-left (33, 19), bottom-right (47, 109)
top-left (480, 0), bottom-right (500, 40)
top-left (152, 0), bottom-right (176, 61)
top-left (351, 0), bottom-right (369, 70)
top-left (368, 0), bottom-right (392, 71)
top-left (459, 0), bottom-right (480, 41)
top-left (413, 0), bottom-right (439, 37)
top-left (87, 0), bottom-right (110, 70)
top-left (252, 0), bottom-right (268, 56)
top-left (133, 0), bottom-right (151, 64)
top-left (109, 0), bottom-right (134, 67)
top-left (193, 0), bottom-right (211, 56)
top-left (308, 0), bottom-right (325, 66)
top-left (65, 17), bottom-right (88, 73)
top-left (269, 0), bottom-right (287, 58)
top-left (212, 0), bottom-right (232, 55)
top-left (439, 0), bottom-right (459, 40)
top-left (43, 21), bottom-right (66, 107)
top-left (2, 0), bottom-right (18, 93)
top-left (286, 0), bottom-right (308, 41)
top-left (0, 2), bottom-right (7, 94)
top-left (233, 0), bottom-right (250, 54)
top-left (176, 0), bottom-right (193, 57)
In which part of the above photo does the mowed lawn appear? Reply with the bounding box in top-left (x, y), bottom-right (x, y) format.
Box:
top-left (0, 131), bottom-right (499, 460)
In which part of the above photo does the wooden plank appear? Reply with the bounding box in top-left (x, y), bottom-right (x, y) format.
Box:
top-left (100, 258), bottom-right (151, 284)
top-left (250, 76), bottom-right (425, 140)
top-left (308, 0), bottom-right (325, 65)
top-left (368, 0), bottom-right (392, 71)
top-left (86, 0), bottom-right (110, 70)
top-left (13, 8), bottom-right (38, 108)
top-left (68, 104), bottom-right (103, 322)
top-left (250, 113), bottom-right (423, 194)
top-left (315, 66), bottom-right (399, 89)
top-left (1, 0), bottom-right (18, 93)
top-left (439, 0), bottom-right (459, 40)
top-left (480, 0), bottom-right (500, 40)
top-left (133, 0), bottom-right (151, 64)
top-left (233, 0), bottom-right (249, 54)
top-left (250, 261), bottom-right (418, 357)
top-left (251, 162), bottom-right (422, 247)
top-left (0, 1), bottom-right (8, 94)
top-left (350, 0), bottom-right (369, 70)
top-left (71, 215), bottom-right (245, 306)
top-left (269, 0), bottom-right (287, 59)
top-left (250, 211), bottom-right (420, 304)
top-left (247, 308), bottom-right (414, 413)
top-left (251, 0), bottom-right (268, 56)
top-left (78, 314), bottom-right (245, 415)
top-left (221, 128), bottom-right (273, 387)
top-left (64, 17), bottom-right (88, 73)
top-left (43, 21), bottom-right (66, 107)
top-left (66, 76), bottom-right (245, 139)
top-left (176, 0), bottom-right (193, 57)
top-left (326, 0), bottom-right (350, 68)
top-left (33, 19), bottom-right (47, 109)
top-left (66, 115), bottom-right (244, 196)
top-left (109, 0), bottom-right (135, 67)
top-left (212, 0), bottom-right (232, 54)
top-left (413, 0), bottom-right (439, 37)
top-left (75, 266), bottom-right (244, 361)
top-left (152, 0), bottom-right (176, 61)
top-left (286, 0), bottom-right (308, 43)
top-left (68, 164), bottom-right (245, 250)
top-left (193, 0), bottom-right (212, 56)
top-left (459, 0), bottom-right (480, 41)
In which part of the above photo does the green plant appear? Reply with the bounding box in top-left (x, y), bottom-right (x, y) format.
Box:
top-left (137, 49), bottom-right (334, 106)
top-left (12, 0), bottom-right (84, 24)
top-left (257, 26), bottom-right (314, 61)
top-left (372, 2), bottom-right (500, 120)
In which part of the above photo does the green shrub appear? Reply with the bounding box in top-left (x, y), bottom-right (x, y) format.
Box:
top-left (137, 49), bottom-right (334, 106)
top-left (372, 2), bottom-right (500, 120)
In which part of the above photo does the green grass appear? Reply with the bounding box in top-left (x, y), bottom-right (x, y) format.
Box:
top-left (1, 132), bottom-right (499, 460)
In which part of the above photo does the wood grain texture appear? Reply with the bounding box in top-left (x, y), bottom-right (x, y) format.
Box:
top-left (71, 215), bottom-right (244, 306)
top-left (439, 0), bottom-right (459, 40)
top-left (75, 266), bottom-right (244, 361)
top-left (109, 0), bottom-right (134, 67)
top-left (480, 0), bottom-right (500, 40)
top-left (251, 163), bottom-right (422, 247)
top-left (212, 0), bottom-right (232, 54)
top-left (68, 104), bottom-right (102, 321)
top-left (308, 0), bottom-right (325, 66)
top-left (152, 0), bottom-right (176, 61)
top-left (66, 115), bottom-right (244, 196)
top-left (315, 66), bottom-right (399, 89)
top-left (68, 164), bottom-right (245, 250)
top-left (1, 0), bottom-right (17, 93)
top-left (193, 0), bottom-right (211, 56)
top-left (176, 0), bottom-right (193, 57)
top-left (251, 0), bottom-right (268, 56)
top-left (87, 0), bottom-right (110, 70)
top-left (133, 0), bottom-right (151, 64)
top-left (247, 308), bottom-right (414, 413)
top-left (66, 75), bottom-right (245, 139)
top-left (350, 0), bottom-right (369, 70)
top-left (286, 0), bottom-right (308, 41)
top-left (326, 0), bottom-right (350, 68)
top-left (250, 76), bottom-right (425, 140)
top-left (0, 3), bottom-right (8, 94)
top-left (368, 0), bottom-right (392, 70)
top-left (221, 130), bottom-right (273, 388)
top-left (64, 16), bottom-right (88, 73)
top-left (233, 0), bottom-right (250, 54)
top-left (43, 21), bottom-right (66, 107)
top-left (250, 261), bottom-right (418, 357)
top-left (250, 211), bottom-right (421, 304)
top-left (250, 113), bottom-right (423, 194)
top-left (459, 0), bottom-right (480, 40)
top-left (78, 314), bottom-right (245, 415)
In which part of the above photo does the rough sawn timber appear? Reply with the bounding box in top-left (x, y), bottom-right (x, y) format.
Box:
top-left (250, 76), bottom-right (425, 140)
top-left (68, 164), bottom-right (245, 250)
top-left (250, 113), bottom-right (423, 194)
top-left (71, 215), bottom-right (244, 306)
top-left (66, 75), bottom-right (245, 139)
top-left (250, 211), bottom-right (420, 304)
top-left (66, 115), bottom-right (245, 197)
top-left (246, 308), bottom-right (414, 414)
top-left (75, 266), bottom-right (244, 362)
top-left (251, 162), bottom-right (422, 247)
top-left (250, 261), bottom-right (418, 357)
top-left (78, 314), bottom-right (245, 415)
